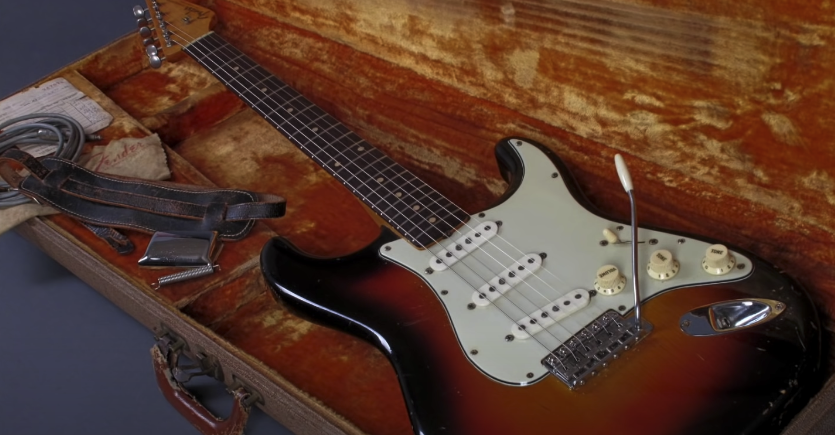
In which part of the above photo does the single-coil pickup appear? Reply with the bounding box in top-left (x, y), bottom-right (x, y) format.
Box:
top-left (471, 254), bottom-right (543, 307)
top-left (512, 290), bottom-right (591, 339)
top-left (429, 221), bottom-right (499, 271)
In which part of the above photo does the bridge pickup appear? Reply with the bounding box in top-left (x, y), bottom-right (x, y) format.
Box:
top-left (471, 254), bottom-right (543, 307)
top-left (542, 310), bottom-right (652, 389)
top-left (511, 289), bottom-right (591, 339)
top-left (429, 221), bottom-right (499, 271)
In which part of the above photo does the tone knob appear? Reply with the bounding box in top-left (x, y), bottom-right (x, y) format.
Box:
top-left (702, 244), bottom-right (736, 275)
top-left (647, 249), bottom-right (679, 281)
top-left (594, 265), bottom-right (626, 295)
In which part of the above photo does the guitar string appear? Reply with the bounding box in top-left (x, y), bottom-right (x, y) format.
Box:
top-left (162, 27), bottom-right (602, 369)
top-left (160, 25), bottom-right (605, 327)
top-left (163, 28), bottom-right (602, 371)
top-left (160, 26), bottom-right (604, 369)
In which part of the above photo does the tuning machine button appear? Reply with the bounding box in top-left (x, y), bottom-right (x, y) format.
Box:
top-left (594, 265), bottom-right (626, 295)
top-left (646, 249), bottom-right (679, 281)
top-left (148, 55), bottom-right (163, 69)
top-left (132, 5), bottom-right (147, 18)
top-left (139, 26), bottom-right (152, 38)
top-left (702, 244), bottom-right (735, 275)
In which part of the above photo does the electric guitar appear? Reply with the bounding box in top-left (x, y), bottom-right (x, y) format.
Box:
top-left (137, 2), bottom-right (822, 434)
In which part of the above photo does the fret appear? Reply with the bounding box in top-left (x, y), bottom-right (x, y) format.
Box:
top-left (185, 32), bottom-right (470, 247)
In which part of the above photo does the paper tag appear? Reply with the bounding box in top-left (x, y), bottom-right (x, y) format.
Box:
top-left (0, 78), bottom-right (113, 157)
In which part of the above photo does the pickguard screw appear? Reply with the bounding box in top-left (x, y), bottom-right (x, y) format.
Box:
top-left (677, 238), bottom-right (686, 244)
top-left (496, 221), bottom-right (503, 226)
top-left (505, 335), bottom-right (514, 342)
top-left (467, 303), bottom-right (476, 310)
top-left (551, 172), bottom-right (559, 178)
top-left (479, 212), bottom-right (486, 218)
top-left (441, 290), bottom-right (448, 295)
top-left (515, 140), bottom-right (523, 146)
top-left (681, 320), bottom-right (690, 328)
top-left (425, 268), bottom-right (433, 274)
top-left (384, 245), bottom-right (391, 251)
top-left (737, 264), bottom-right (746, 270)
top-left (600, 240), bottom-right (609, 246)
top-left (618, 305), bottom-right (626, 311)
top-left (617, 226), bottom-right (624, 231)
top-left (648, 238), bottom-right (658, 245)
top-left (470, 349), bottom-right (479, 355)
top-left (527, 373), bottom-right (534, 378)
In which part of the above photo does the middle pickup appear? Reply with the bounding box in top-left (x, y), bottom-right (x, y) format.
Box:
top-left (471, 253), bottom-right (545, 306)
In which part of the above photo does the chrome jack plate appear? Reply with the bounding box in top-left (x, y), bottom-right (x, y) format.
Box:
top-left (680, 299), bottom-right (786, 336)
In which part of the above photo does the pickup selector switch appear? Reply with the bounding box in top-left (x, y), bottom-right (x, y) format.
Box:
top-left (702, 244), bottom-right (736, 276)
top-left (647, 249), bottom-right (679, 281)
top-left (594, 265), bottom-right (626, 295)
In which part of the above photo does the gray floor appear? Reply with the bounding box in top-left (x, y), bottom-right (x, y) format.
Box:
top-left (0, 1), bottom-right (293, 434)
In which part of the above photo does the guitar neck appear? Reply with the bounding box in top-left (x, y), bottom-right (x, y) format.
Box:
top-left (183, 32), bottom-right (469, 248)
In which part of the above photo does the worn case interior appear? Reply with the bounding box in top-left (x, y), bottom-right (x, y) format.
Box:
top-left (13, 1), bottom-right (835, 434)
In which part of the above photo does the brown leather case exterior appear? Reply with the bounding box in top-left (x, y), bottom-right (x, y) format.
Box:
top-left (13, 1), bottom-right (835, 434)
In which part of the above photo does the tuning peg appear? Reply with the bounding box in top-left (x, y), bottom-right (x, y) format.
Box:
top-left (142, 37), bottom-right (156, 47)
top-left (132, 5), bottom-right (146, 18)
top-left (139, 26), bottom-right (152, 38)
top-left (148, 55), bottom-right (164, 69)
top-left (146, 45), bottom-right (158, 56)
top-left (137, 17), bottom-right (149, 27)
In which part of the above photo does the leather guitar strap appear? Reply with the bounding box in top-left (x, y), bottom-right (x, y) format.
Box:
top-left (0, 149), bottom-right (286, 248)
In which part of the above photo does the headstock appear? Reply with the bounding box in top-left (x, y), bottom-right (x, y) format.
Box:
top-left (133, 0), bottom-right (216, 68)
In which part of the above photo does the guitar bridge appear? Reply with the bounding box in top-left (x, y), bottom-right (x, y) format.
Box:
top-left (541, 310), bottom-right (652, 389)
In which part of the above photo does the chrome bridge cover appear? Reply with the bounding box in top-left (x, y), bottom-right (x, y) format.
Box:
top-left (542, 310), bottom-right (652, 389)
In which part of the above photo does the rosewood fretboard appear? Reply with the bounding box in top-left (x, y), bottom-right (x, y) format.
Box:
top-left (183, 32), bottom-right (469, 248)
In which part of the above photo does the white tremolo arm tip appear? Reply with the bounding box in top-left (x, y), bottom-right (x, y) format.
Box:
top-left (614, 154), bottom-right (633, 192)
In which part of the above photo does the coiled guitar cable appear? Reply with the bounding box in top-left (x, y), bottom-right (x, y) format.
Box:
top-left (0, 113), bottom-right (94, 208)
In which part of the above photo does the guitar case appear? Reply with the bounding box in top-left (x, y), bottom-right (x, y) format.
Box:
top-left (11, 1), bottom-right (835, 434)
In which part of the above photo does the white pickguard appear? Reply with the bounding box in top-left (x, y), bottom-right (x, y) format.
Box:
top-left (379, 139), bottom-right (752, 385)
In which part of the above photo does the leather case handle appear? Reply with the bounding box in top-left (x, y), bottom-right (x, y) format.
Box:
top-left (151, 344), bottom-right (252, 435)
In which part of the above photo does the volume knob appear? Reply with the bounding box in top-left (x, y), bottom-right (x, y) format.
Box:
top-left (647, 249), bottom-right (679, 281)
top-left (702, 244), bottom-right (736, 275)
top-left (594, 265), bottom-right (626, 295)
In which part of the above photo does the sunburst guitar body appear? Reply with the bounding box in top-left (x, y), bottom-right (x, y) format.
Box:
top-left (137, 2), bottom-right (823, 434)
